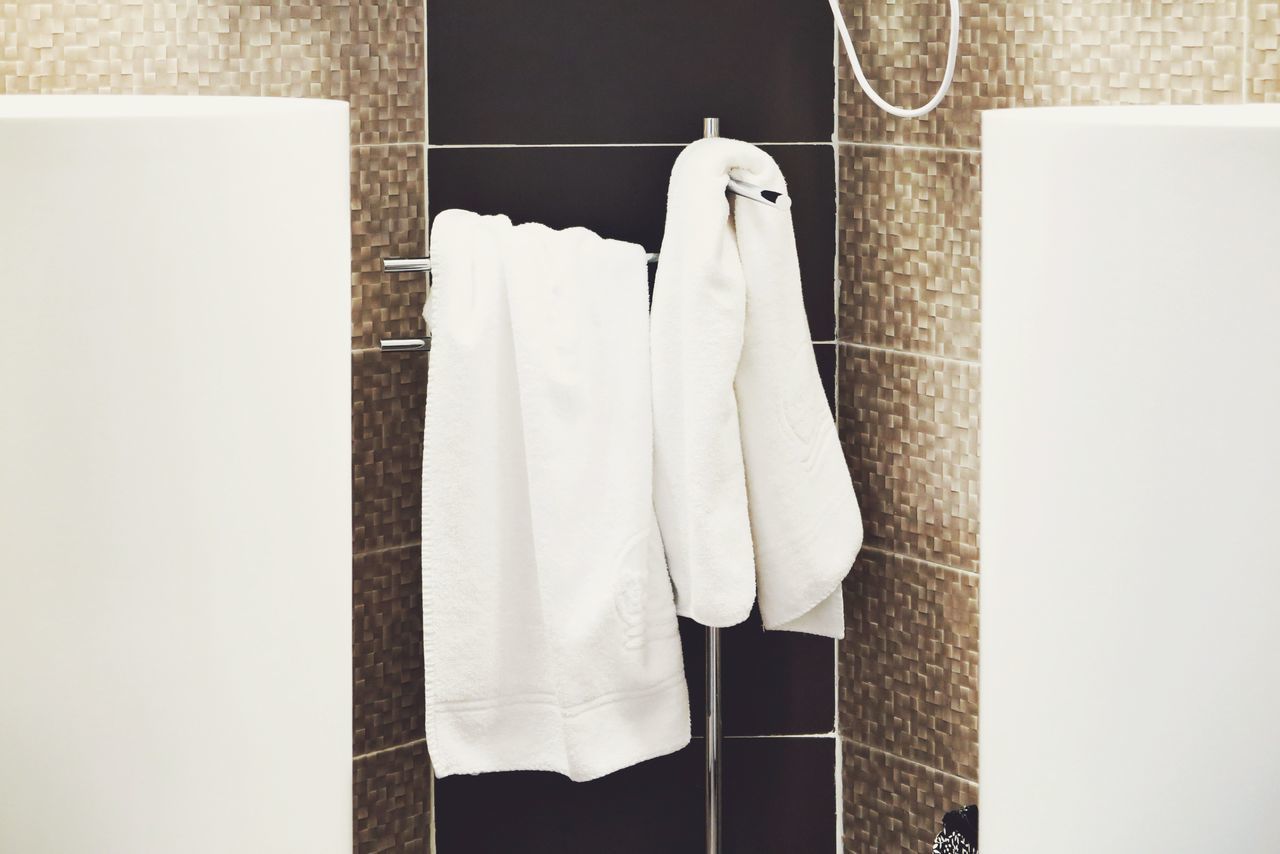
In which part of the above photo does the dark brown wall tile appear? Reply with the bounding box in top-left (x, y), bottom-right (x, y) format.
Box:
top-left (723, 738), bottom-right (837, 853)
top-left (353, 350), bottom-right (426, 555)
top-left (351, 145), bottom-right (427, 349)
top-left (354, 545), bottom-right (425, 757)
top-left (0, 1), bottom-right (425, 145)
top-left (435, 744), bottom-right (703, 852)
top-left (427, 0), bottom-right (834, 144)
top-left (840, 550), bottom-right (978, 780)
top-left (721, 606), bottom-right (835, 737)
top-left (354, 740), bottom-right (431, 854)
top-left (836, 0), bottom-right (1243, 149)
top-left (1251, 1), bottom-right (1280, 101)
top-left (838, 146), bottom-right (980, 361)
top-left (842, 741), bottom-right (976, 854)
top-left (837, 345), bottom-right (979, 572)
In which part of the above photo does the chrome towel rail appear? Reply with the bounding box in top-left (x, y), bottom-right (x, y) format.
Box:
top-left (377, 118), bottom-right (786, 391)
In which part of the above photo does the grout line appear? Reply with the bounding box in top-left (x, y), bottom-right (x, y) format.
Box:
top-left (837, 339), bottom-right (979, 368)
top-left (861, 544), bottom-right (980, 579)
top-left (426, 141), bottom-right (833, 150)
top-left (354, 540), bottom-right (422, 561)
top-left (423, 2), bottom-right (436, 849)
top-left (352, 140), bottom-right (426, 151)
top-left (723, 732), bottom-right (836, 739)
top-left (830, 27), bottom-right (846, 846)
top-left (845, 739), bottom-right (979, 788)
top-left (1242, 0), bottom-right (1251, 103)
top-left (353, 736), bottom-right (427, 763)
top-left (837, 140), bottom-right (979, 155)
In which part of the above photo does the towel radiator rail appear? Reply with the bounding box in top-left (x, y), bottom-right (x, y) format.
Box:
top-left (378, 122), bottom-right (785, 356)
top-left (382, 120), bottom-right (773, 854)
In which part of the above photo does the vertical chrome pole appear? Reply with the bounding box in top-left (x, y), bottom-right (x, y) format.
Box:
top-left (702, 115), bottom-right (722, 854)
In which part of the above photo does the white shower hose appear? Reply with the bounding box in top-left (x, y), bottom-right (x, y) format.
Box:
top-left (827, 0), bottom-right (960, 118)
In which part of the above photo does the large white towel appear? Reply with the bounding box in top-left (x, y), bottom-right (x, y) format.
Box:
top-left (651, 139), bottom-right (863, 639)
top-left (422, 210), bottom-right (690, 782)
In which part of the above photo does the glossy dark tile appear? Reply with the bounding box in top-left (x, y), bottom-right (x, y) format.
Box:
top-left (353, 545), bottom-right (425, 756)
top-left (721, 606), bottom-right (834, 737)
top-left (723, 737), bottom-right (836, 854)
top-left (352, 349), bottom-right (427, 555)
top-left (682, 618), bottom-right (707, 739)
top-left (428, 0), bottom-right (833, 145)
top-left (428, 144), bottom-right (835, 339)
top-left (354, 740), bottom-right (431, 854)
top-left (434, 742), bottom-right (703, 853)
top-left (814, 342), bottom-right (837, 409)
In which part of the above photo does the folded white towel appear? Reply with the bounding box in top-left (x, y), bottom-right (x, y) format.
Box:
top-left (421, 210), bottom-right (690, 782)
top-left (651, 139), bottom-right (863, 638)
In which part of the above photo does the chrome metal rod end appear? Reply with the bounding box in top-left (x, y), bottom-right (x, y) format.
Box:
top-left (726, 177), bottom-right (791, 209)
top-left (379, 337), bottom-right (430, 352)
top-left (702, 117), bottom-right (720, 139)
top-left (384, 257), bottom-right (432, 273)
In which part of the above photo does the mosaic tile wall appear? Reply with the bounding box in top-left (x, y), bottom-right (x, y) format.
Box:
top-left (1, 3), bottom-right (430, 850)
top-left (834, 0), bottom-right (1279, 849)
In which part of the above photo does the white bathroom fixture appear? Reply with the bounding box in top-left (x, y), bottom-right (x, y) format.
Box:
top-left (0, 96), bottom-right (351, 853)
top-left (982, 105), bottom-right (1280, 853)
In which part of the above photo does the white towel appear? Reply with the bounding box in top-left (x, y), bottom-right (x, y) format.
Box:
top-left (650, 139), bottom-right (863, 639)
top-left (421, 210), bottom-right (690, 782)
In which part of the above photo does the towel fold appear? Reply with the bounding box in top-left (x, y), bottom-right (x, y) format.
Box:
top-left (422, 210), bottom-right (690, 781)
top-left (651, 139), bottom-right (864, 638)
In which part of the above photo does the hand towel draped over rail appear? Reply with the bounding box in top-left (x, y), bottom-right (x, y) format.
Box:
top-left (377, 173), bottom-right (787, 353)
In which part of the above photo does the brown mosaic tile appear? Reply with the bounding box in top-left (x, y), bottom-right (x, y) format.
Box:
top-left (353, 349), bottom-right (426, 555)
top-left (352, 144), bottom-right (428, 349)
top-left (840, 550), bottom-right (978, 780)
top-left (0, 1), bottom-right (425, 144)
top-left (1250, 1), bottom-right (1280, 101)
top-left (354, 740), bottom-right (430, 854)
top-left (836, 0), bottom-right (1244, 149)
top-left (837, 345), bottom-right (979, 572)
top-left (838, 146), bottom-right (980, 361)
top-left (842, 740), bottom-right (977, 854)
top-left (347, 0), bottom-right (425, 146)
top-left (354, 545), bottom-right (425, 757)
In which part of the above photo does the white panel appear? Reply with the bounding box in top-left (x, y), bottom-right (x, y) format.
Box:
top-left (981, 105), bottom-right (1280, 852)
top-left (0, 96), bottom-right (351, 853)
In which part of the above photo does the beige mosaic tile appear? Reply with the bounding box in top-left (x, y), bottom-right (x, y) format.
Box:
top-left (842, 740), bottom-right (977, 854)
top-left (838, 345), bottom-right (980, 572)
top-left (0, 0), bottom-right (425, 144)
top-left (840, 550), bottom-right (979, 780)
top-left (354, 545), bottom-right (425, 757)
top-left (353, 348), bottom-right (427, 555)
top-left (838, 145), bottom-right (980, 361)
top-left (836, 0), bottom-right (1244, 149)
top-left (1250, 1), bottom-right (1280, 100)
top-left (352, 144), bottom-right (428, 350)
top-left (354, 740), bottom-right (430, 854)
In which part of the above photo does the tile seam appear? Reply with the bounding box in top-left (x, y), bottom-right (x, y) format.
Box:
top-left (860, 544), bottom-right (980, 579)
top-left (352, 140), bottom-right (427, 151)
top-left (353, 736), bottom-right (427, 763)
top-left (354, 540), bottom-right (422, 560)
top-left (837, 140), bottom-right (980, 155)
top-left (426, 141), bottom-right (834, 150)
top-left (837, 339), bottom-right (979, 368)
top-left (723, 732), bottom-right (836, 740)
top-left (842, 737), bottom-right (979, 788)
top-left (1242, 0), bottom-right (1251, 103)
